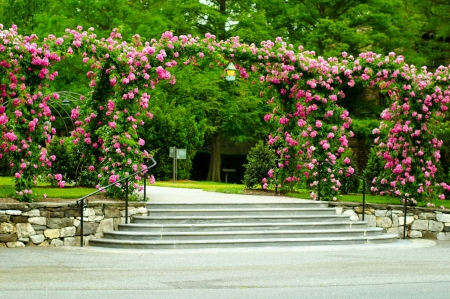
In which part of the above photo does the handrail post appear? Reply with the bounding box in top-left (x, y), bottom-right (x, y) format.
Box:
top-left (125, 178), bottom-right (129, 224)
top-left (143, 172), bottom-right (147, 201)
top-left (80, 200), bottom-right (84, 247)
top-left (403, 198), bottom-right (407, 239)
top-left (317, 161), bottom-right (321, 201)
top-left (362, 180), bottom-right (366, 221)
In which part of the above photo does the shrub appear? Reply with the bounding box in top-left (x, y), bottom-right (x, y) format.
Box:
top-left (243, 141), bottom-right (276, 189)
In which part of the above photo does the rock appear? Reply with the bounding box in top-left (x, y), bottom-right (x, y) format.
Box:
top-left (94, 208), bottom-right (103, 216)
top-left (37, 240), bottom-right (49, 247)
top-left (422, 231), bottom-right (437, 240)
top-left (65, 209), bottom-right (81, 217)
top-left (0, 215), bottom-right (10, 222)
top-left (44, 229), bottom-right (60, 239)
top-left (47, 218), bottom-right (73, 229)
top-left (6, 210), bottom-right (22, 215)
top-left (28, 217), bottom-right (46, 226)
top-left (0, 210), bottom-right (4, 214)
top-left (16, 223), bottom-right (36, 238)
top-left (444, 226), bottom-right (450, 232)
top-left (428, 220), bottom-right (444, 232)
top-left (6, 241), bottom-right (25, 248)
top-left (94, 216), bottom-right (104, 221)
top-left (392, 210), bottom-right (403, 214)
top-left (10, 216), bottom-right (29, 223)
top-left (49, 211), bottom-right (65, 218)
top-left (94, 232), bottom-right (104, 238)
top-left (96, 219), bottom-right (113, 233)
top-left (420, 213), bottom-right (436, 220)
top-left (0, 223), bottom-right (16, 234)
top-left (136, 207), bottom-right (148, 215)
top-left (376, 216), bottom-right (393, 228)
top-left (437, 232), bottom-right (450, 240)
top-left (436, 213), bottom-right (450, 223)
top-left (408, 230), bottom-right (422, 238)
top-left (0, 233), bottom-right (18, 242)
top-left (76, 222), bottom-right (99, 236)
top-left (30, 234), bottom-right (45, 244)
top-left (359, 214), bottom-right (376, 227)
top-left (83, 208), bottom-right (96, 221)
top-left (113, 217), bottom-right (123, 230)
top-left (50, 239), bottom-right (64, 247)
top-left (392, 214), bottom-right (399, 227)
top-left (398, 216), bottom-right (414, 226)
top-left (0, 242), bottom-right (6, 248)
top-left (22, 209), bottom-right (40, 217)
top-left (335, 207), bottom-right (344, 214)
top-left (411, 220), bottom-right (428, 230)
top-left (64, 237), bottom-right (79, 246)
top-left (73, 219), bottom-right (80, 227)
top-left (18, 237), bottom-right (29, 242)
top-left (375, 210), bottom-right (388, 217)
top-left (60, 227), bottom-right (76, 238)
top-left (105, 207), bottom-right (121, 218)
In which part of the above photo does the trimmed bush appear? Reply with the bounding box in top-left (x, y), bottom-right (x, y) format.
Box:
top-left (243, 141), bottom-right (276, 189)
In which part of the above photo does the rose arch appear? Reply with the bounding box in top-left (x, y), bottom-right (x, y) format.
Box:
top-left (1, 24), bottom-right (449, 204)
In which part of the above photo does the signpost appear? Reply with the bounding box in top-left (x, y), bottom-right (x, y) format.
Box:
top-left (169, 147), bottom-right (186, 183)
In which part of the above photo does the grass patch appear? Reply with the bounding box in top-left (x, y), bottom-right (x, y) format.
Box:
top-left (153, 180), bottom-right (245, 194)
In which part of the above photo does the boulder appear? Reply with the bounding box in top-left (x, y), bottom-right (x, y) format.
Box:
top-left (50, 239), bottom-right (64, 247)
top-left (22, 209), bottom-right (40, 217)
top-left (428, 220), bottom-right (444, 232)
top-left (64, 237), bottom-right (80, 246)
top-left (11, 216), bottom-right (29, 223)
top-left (47, 218), bottom-right (73, 229)
top-left (0, 233), bottom-right (18, 242)
top-left (436, 213), bottom-right (450, 223)
top-left (76, 222), bottom-right (99, 236)
top-left (60, 227), bottom-right (76, 238)
top-left (376, 216), bottom-right (393, 228)
top-left (44, 229), bottom-right (60, 239)
top-left (6, 241), bottom-right (25, 248)
top-left (16, 223), bottom-right (36, 238)
top-left (37, 240), bottom-right (49, 247)
top-left (0, 223), bottom-right (16, 234)
top-left (30, 234), bottom-right (45, 244)
top-left (28, 217), bottom-right (46, 226)
top-left (408, 230), bottom-right (422, 238)
top-left (6, 210), bottom-right (22, 215)
top-left (411, 220), bottom-right (428, 231)
top-left (96, 219), bottom-right (113, 233)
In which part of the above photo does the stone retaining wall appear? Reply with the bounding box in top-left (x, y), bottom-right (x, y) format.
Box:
top-left (329, 202), bottom-right (450, 240)
top-left (0, 202), bottom-right (147, 248)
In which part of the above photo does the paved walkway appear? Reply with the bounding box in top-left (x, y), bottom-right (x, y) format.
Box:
top-left (139, 185), bottom-right (308, 203)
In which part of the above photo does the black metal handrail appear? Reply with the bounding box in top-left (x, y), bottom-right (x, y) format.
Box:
top-left (274, 158), bottom-right (410, 239)
top-left (76, 157), bottom-right (157, 246)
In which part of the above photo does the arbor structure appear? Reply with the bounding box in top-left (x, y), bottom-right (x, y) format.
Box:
top-left (1, 24), bottom-right (449, 204)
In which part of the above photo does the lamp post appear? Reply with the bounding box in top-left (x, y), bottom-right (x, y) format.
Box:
top-left (225, 62), bottom-right (236, 81)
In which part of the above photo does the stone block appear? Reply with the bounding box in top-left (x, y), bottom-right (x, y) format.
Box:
top-left (408, 230), bottom-right (422, 238)
top-left (11, 216), bottom-right (29, 223)
top-left (73, 219), bottom-right (80, 227)
top-left (94, 232), bottom-right (104, 239)
top-left (398, 216), bottom-right (415, 226)
top-left (0, 242), bottom-right (6, 248)
top-left (28, 217), bottom-right (46, 226)
top-left (0, 214), bottom-right (10, 222)
top-left (60, 227), bottom-right (76, 238)
top-left (39, 210), bottom-right (49, 218)
top-left (422, 231), bottom-right (437, 240)
top-left (47, 218), bottom-right (73, 229)
top-left (22, 209), bottom-right (40, 217)
top-left (49, 211), bottom-right (65, 218)
top-left (436, 213), bottom-right (450, 223)
top-left (76, 222), bottom-right (99, 236)
top-left (136, 207), bottom-right (148, 215)
top-left (376, 216), bottom-right (393, 228)
top-left (392, 210), bottom-right (403, 214)
top-left (437, 232), bottom-right (450, 240)
top-left (64, 237), bottom-right (80, 246)
top-left (0, 210), bottom-right (4, 214)
top-left (96, 219), bottom-right (113, 233)
top-left (359, 214), bottom-right (376, 227)
top-left (6, 210), bottom-right (22, 215)
top-left (50, 239), bottom-right (64, 247)
top-left (31, 225), bottom-right (46, 231)
top-left (65, 209), bottom-right (81, 217)
top-left (94, 208), bottom-right (103, 216)
top-left (420, 213), bottom-right (436, 220)
top-left (429, 220), bottom-right (444, 232)
top-left (335, 207), bottom-right (344, 214)
top-left (44, 229), bottom-right (60, 239)
top-left (113, 217), bottom-right (123, 230)
top-left (105, 207), bottom-right (121, 218)
top-left (375, 210), bottom-right (388, 217)
top-left (0, 223), bottom-right (16, 234)
top-left (6, 241), bottom-right (25, 248)
top-left (30, 234), bottom-right (45, 244)
top-left (0, 233), bottom-right (18, 242)
top-left (444, 226), bottom-right (450, 232)
top-left (392, 214), bottom-right (399, 227)
top-left (411, 220), bottom-right (428, 230)
top-left (16, 223), bottom-right (36, 238)
top-left (37, 240), bottom-right (49, 247)
top-left (94, 216), bottom-right (104, 221)
top-left (18, 237), bottom-right (29, 242)
top-left (83, 208), bottom-right (96, 220)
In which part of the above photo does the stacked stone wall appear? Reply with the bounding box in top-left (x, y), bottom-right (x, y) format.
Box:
top-left (330, 202), bottom-right (450, 240)
top-left (0, 202), bottom-right (147, 248)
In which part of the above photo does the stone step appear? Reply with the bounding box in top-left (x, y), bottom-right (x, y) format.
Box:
top-left (88, 234), bottom-right (399, 249)
top-left (148, 208), bottom-right (337, 217)
top-left (119, 221), bottom-right (368, 232)
top-left (132, 214), bottom-right (351, 224)
top-left (102, 227), bottom-right (383, 241)
top-left (146, 201), bottom-right (329, 210)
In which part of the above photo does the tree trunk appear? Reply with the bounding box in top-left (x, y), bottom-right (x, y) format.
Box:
top-left (207, 132), bottom-right (221, 182)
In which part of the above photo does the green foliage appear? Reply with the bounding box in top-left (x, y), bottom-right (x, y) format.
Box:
top-left (45, 137), bottom-right (80, 186)
top-left (363, 147), bottom-right (385, 184)
top-left (351, 118), bottom-right (382, 139)
top-left (243, 141), bottom-right (276, 189)
top-left (339, 149), bottom-right (360, 194)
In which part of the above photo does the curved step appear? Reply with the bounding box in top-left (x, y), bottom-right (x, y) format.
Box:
top-left (89, 234), bottom-right (399, 249)
top-left (148, 208), bottom-right (337, 217)
top-left (146, 201), bottom-right (329, 209)
top-left (119, 221), bottom-right (369, 232)
top-left (133, 214), bottom-right (351, 224)
top-left (102, 227), bottom-right (384, 240)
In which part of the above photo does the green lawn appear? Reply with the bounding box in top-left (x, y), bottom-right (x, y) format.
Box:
top-left (153, 180), bottom-right (245, 194)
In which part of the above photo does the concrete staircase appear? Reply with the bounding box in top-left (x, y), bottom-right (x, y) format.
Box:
top-left (89, 201), bottom-right (398, 249)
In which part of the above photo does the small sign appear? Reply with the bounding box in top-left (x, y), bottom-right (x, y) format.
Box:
top-left (169, 147), bottom-right (187, 159)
